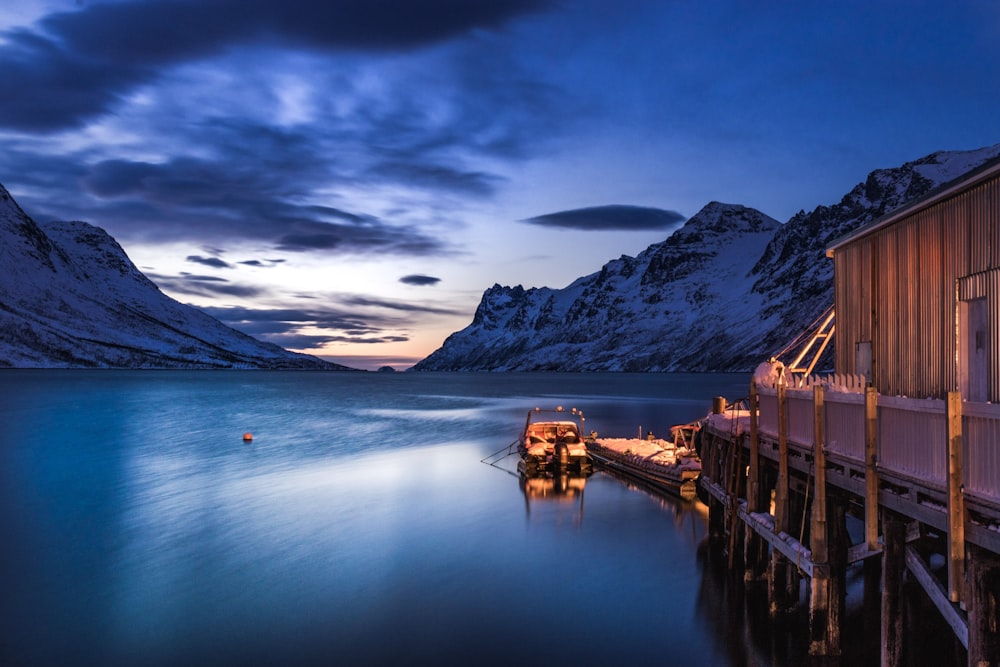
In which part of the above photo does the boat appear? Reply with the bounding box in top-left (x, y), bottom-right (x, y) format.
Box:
top-left (516, 406), bottom-right (593, 474)
top-left (588, 420), bottom-right (703, 500)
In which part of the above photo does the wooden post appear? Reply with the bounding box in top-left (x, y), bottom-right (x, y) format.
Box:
top-left (967, 544), bottom-right (1000, 666)
top-left (881, 513), bottom-right (906, 667)
top-left (862, 556), bottom-right (882, 660)
top-left (830, 499), bottom-right (847, 654)
top-left (769, 383), bottom-right (791, 615)
top-left (864, 386), bottom-right (879, 551)
top-left (704, 432), bottom-right (725, 544)
top-left (769, 553), bottom-right (790, 616)
top-left (946, 391), bottom-right (965, 605)
top-left (775, 383), bottom-right (789, 534)
top-left (809, 385), bottom-right (840, 655)
top-left (811, 386), bottom-right (828, 565)
top-left (747, 379), bottom-right (761, 513)
top-left (745, 379), bottom-right (768, 583)
top-left (727, 434), bottom-right (745, 572)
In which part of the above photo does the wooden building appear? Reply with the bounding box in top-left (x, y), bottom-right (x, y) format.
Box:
top-left (697, 155), bottom-right (1000, 666)
top-left (827, 157), bottom-right (1000, 402)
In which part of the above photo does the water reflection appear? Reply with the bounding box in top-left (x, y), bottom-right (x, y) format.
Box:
top-left (518, 469), bottom-right (591, 527)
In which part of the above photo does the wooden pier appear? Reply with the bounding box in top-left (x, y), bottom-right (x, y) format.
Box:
top-left (698, 383), bottom-right (1000, 666)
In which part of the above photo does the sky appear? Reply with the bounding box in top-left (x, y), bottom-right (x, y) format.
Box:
top-left (2, 0), bottom-right (999, 370)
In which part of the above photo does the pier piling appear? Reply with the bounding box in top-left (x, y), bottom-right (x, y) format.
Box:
top-left (699, 374), bottom-right (1000, 664)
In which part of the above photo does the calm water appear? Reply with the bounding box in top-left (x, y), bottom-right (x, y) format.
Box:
top-left (0, 370), bottom-right (806, 666)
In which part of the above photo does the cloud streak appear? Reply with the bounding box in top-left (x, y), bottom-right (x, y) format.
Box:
top-left (150, 274), bottom-right (267, 298)
top-left (186, 255), bottom-right (232, 269)
top-left (200, 303), bottom-right (419, 348)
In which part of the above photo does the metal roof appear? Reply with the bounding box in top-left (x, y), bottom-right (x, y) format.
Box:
top-left (826, 154), bottom-right (1000, 257)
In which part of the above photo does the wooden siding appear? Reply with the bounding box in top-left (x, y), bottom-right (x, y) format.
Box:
top-left (832, 170), bottom-right (1000, 400)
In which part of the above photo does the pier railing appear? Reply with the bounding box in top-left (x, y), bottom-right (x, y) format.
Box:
top-left (964, 401), bottom-right (1000, 504)
top-left (755, 383), bottom-right (1000, 505)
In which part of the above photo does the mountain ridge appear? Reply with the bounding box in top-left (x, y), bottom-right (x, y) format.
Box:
top-left (414, 144), bottom-right (1000, 372)
top-left (0, 185), bottom-right (353, 370)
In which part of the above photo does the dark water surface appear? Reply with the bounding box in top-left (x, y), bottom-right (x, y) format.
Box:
top-left (0, 370), bottom-right (815, 666)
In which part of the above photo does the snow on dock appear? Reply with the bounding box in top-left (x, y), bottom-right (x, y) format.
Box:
top-left (589, 435), bottom-right (701, 500)
top-left (703, 408), bottom-right (751, 437)
top-left (592, 436), bottom-right (699, 468)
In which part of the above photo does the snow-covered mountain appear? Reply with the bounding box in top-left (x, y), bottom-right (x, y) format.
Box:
top-left (0, 184), bottom-right (352, 369)
top-left (415, 144), bottom-right (1000, 372)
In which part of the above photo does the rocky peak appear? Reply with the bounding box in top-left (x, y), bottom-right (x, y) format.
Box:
top-left (415, 143), bottom-right (1000, 373)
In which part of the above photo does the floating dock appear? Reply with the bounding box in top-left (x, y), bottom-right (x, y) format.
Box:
top-left (589, 435), bottom-right (701, 501)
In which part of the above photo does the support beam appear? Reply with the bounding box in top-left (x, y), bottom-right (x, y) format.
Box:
top-left (809, 385), bottom-right (841, 656)
top-left (903, 546), bottom-right (968, 649)
top-left (700, 477), bottom-right (814, 578)
top-left (881, 514), bottom-right (906, 667)
top-left (967, 544), bottom-right (1000, 666)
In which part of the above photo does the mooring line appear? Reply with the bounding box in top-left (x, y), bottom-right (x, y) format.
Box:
top-left (481, 439), bottom-right (519, 465)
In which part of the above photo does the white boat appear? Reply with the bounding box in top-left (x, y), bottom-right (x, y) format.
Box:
top-left (516, 406), bottom-right (593, 474)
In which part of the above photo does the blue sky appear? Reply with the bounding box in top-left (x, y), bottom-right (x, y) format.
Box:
top-left (2, 0), bottom-right (998, 369)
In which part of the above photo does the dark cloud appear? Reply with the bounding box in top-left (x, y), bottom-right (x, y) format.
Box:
top-left (238, 259), bottom-right (286, 267)
top-left (399, 274), bottom-right (441, 286)
top-left (201, 305), bottom-right (390, 333)
top-left (0, 29), bottom-right (151, 132)
top-left (74, 155), bottom-right (449, 256)
top-left (186, 255), bottom-right (233, 269)
top-left (0, 0), bottom-right (552, 132)
top-left (199, 304), bottom-right (415, 348)
top-left (178, 273), bottom-right (228, 282)
top-left (521, 205), bottom-right (687, 231)
top-left (149, 274), bottom-right (265, 298)
top-left (269, 332), bottom-right (410, 348)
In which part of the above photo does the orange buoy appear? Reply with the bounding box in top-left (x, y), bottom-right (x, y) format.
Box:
top-left (243, 432), bottom-right (253, 442)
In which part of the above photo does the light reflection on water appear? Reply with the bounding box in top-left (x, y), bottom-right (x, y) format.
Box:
top-left (1, 370), bottom-right (770, 667)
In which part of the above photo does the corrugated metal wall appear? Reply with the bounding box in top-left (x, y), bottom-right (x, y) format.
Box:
top-left (833, 171), bottom-right (1000, 400)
